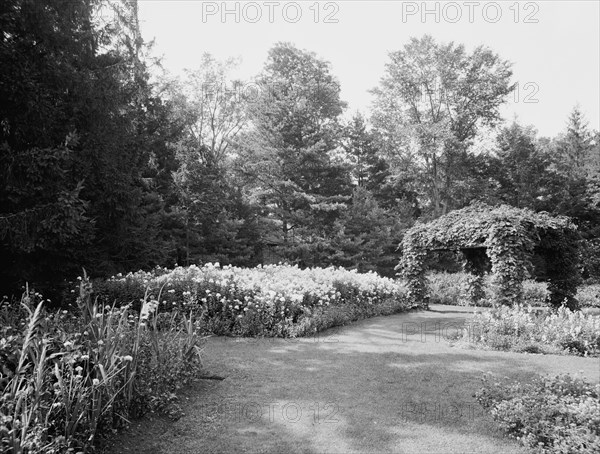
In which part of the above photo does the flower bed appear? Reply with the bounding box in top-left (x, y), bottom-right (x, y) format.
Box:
top-left (461, 304), bottom-right (600, 356)
top-left (94, 263), bottom-right (411, 337)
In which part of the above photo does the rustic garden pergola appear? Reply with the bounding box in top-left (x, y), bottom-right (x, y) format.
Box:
top-left (399, 203), bottom-right (581, 309)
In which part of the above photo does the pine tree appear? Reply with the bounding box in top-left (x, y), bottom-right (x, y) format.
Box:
top-left (236, 43), bottom-right (352, 262)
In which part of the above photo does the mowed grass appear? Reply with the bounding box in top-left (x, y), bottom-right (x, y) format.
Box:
top-left (106, 305), bottom-right (600, 454)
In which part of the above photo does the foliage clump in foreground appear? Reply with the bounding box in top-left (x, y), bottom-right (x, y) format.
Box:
top-left (476, 374), bottom-right (600, 453)
top-left (461, 304), bottom-right (600, 356)
top-left (399, 203), bottom-right (581, 309)
top-left (0, 278), bottom-right (206, 453)
top-left (94, 263), bottom-right (410, 338)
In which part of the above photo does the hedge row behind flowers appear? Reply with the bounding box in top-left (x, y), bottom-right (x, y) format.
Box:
top-left (94, 263), bottom-right (411, 337)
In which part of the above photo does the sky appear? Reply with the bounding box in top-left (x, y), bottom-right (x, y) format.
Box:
top-left (138, 0), bottom-right (600, 138)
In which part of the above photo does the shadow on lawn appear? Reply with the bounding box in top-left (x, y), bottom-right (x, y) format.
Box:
top-left (194, 352), bottom-right (526, 451)
top-left (204, 349), bottom-right (528, 454)
top-left (107, 307), bottom-right (597, 454)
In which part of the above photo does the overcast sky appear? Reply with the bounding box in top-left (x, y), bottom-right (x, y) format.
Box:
top-left (138, 0), bottom-right (600, 138)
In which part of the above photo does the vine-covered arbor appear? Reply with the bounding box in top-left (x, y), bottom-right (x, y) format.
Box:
top-left (399, 204), bottom-right (581, 310)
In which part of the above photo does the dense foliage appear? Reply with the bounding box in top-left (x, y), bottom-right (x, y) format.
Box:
top-left (399, 204), bottom-right (581, 309)
top-left (476, 374), bottom-right (600, 453)
top-left (0, 0), bottom-right (183, 296)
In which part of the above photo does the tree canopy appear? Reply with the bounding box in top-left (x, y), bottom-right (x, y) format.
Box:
top-left (372, 35), bottom-right (514, 216)
top-left (1, 5), bottom-right (599, 300)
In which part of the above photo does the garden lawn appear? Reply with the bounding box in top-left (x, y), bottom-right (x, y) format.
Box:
top-left (105, 305), bottom-right (600, 454)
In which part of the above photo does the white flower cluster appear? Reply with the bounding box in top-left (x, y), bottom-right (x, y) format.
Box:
top-left (107, 263), bottom-right (407, 319)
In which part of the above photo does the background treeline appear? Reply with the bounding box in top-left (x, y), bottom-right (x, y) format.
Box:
top-left (1, 0), bottom-right (599, 300)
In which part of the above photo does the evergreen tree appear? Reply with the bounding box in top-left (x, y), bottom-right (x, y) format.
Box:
top-left (342, 114), bottom-right (386, 189)
top-left (330, 187), bottom-right (409, 276)
top-left (0, 0), bottom-right (175, 295)
top-left (236, 43), bottom-right (352, 264)
top-left (493, 122), bottom-right (551, 210)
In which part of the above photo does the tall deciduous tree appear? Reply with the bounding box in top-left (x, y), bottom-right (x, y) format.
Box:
top-left (162, 55), bottom-right (260, 266)
top-left (166, 54), bottom-right (248, 168)
top-left (372, 35), bottom-right (514, 216)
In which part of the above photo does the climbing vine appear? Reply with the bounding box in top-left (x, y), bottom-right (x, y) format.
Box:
top-left (462, 248), bottom-right (489, 305)
top-left (399, 203), bottom-right (581, 309)
top-left (398, 230), bottom-right (429, 307)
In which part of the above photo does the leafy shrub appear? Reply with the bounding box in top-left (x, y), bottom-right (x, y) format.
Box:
top-left (93, 263), bottom-right (410, 338)
top-left (0, 277), bottom-right (206, 453)
top-left (522, 280), bottom-right (549, 306)
top-left (577, 284), bottom-right (600, 308)
top-left (426, 272), bottom-right (599, 308)
top-left (426, 272), bottom-right (472, 306)
top-left (475, 374), bottom-right (600, 453)
top-left (463, 304), bottom-right (600, 356)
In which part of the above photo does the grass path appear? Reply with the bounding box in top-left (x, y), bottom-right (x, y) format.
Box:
top-left (107, 305), bottom-right (600, 454)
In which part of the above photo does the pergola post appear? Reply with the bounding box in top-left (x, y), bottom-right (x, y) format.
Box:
top-left (400, 233), bottom-right (429, 308)
top-left (488, 248), bottom-right (527, 306)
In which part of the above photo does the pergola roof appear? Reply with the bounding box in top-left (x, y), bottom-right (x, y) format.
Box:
top-left (404, 203), bottom-right (577, 251)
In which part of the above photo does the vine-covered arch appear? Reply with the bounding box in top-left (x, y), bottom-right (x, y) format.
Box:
top-left (399, 204), bottom-right (581, 310)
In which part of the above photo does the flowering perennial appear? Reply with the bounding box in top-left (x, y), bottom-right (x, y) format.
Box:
top-left (97, 263), bottom-right (410, 337)
top-left (466, 304), bottom-right (600, 356)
